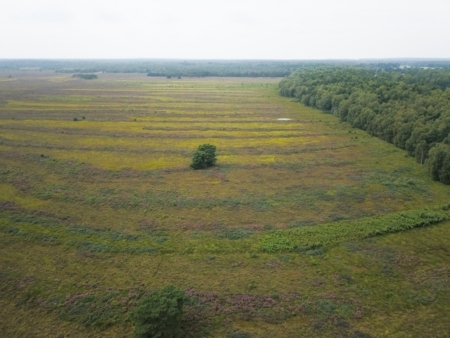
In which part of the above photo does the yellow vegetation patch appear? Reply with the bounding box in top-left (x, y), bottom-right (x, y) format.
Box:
top-left (0, 183), bottom-right (48, 209)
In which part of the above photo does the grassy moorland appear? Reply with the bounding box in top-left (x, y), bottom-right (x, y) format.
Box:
top-left (0, 71), bottom-right (449, 337)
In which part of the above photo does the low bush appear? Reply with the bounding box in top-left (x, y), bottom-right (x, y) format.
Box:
top-left (130, 285), bottom-right (186, 338)
top-left (190, 144), bottom-right (217, 169)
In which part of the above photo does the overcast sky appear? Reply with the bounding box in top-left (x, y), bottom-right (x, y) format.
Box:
top-left (1, 0), bottom-right (449, 59)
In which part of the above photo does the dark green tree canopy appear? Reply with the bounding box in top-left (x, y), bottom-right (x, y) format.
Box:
top-left (427, 143), bottom-right (450, 184)
top-left (130, 285), bottom-right (186, 338)
top-left (190, 144), bottom-right (217, 169)
top-left (279, 67), bottom-right (450, 184)
top-left (72, 73), bottom-right (97, 80)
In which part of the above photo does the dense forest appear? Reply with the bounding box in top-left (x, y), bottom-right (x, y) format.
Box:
top-left (1, 59), bottom-right (450, 77)
top-left (279, 67), bottom-right (450, 184)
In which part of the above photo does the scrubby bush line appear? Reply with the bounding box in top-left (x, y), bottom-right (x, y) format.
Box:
top-left (260, 207), bottom-right (450, 253)
top-left (3, 205), bottom-right (449, 256)
top-left (72, 73), bottom-right (98, 80)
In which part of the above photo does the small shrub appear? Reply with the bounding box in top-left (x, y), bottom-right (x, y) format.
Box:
top-left (190, 144), bottom-right (217, 170)
top-left (130, 285), bottom-right (186, 338)
top-left (73, 117), bottom-right (78, 121)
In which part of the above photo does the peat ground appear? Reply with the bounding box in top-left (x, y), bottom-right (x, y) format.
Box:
top-left (0, 72), bottom-right (449, 337)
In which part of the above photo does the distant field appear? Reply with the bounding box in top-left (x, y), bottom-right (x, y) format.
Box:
top-left (1, 71), bottom-right (449, 337)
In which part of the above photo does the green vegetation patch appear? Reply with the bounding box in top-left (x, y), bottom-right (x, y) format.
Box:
top-left (261, 208), bottom-right (449, 252)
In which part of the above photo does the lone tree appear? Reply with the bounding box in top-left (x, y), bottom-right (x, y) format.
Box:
top-left (190, 144), bottom-right (217, 169)
top-left (130, 285), bottom-right (186, 338)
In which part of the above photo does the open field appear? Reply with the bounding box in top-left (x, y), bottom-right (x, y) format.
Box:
top-left (1, 71), bottom-right (450, 337)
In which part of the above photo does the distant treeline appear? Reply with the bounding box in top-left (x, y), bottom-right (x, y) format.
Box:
top-left (72, 73), bottom-right (97, 80)
top-left (0, 59), bottom-right (325, 77)
top-left (2, 59), bottom-right (450, 78)
top-left (279, 67), bottom-right (450, 184)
